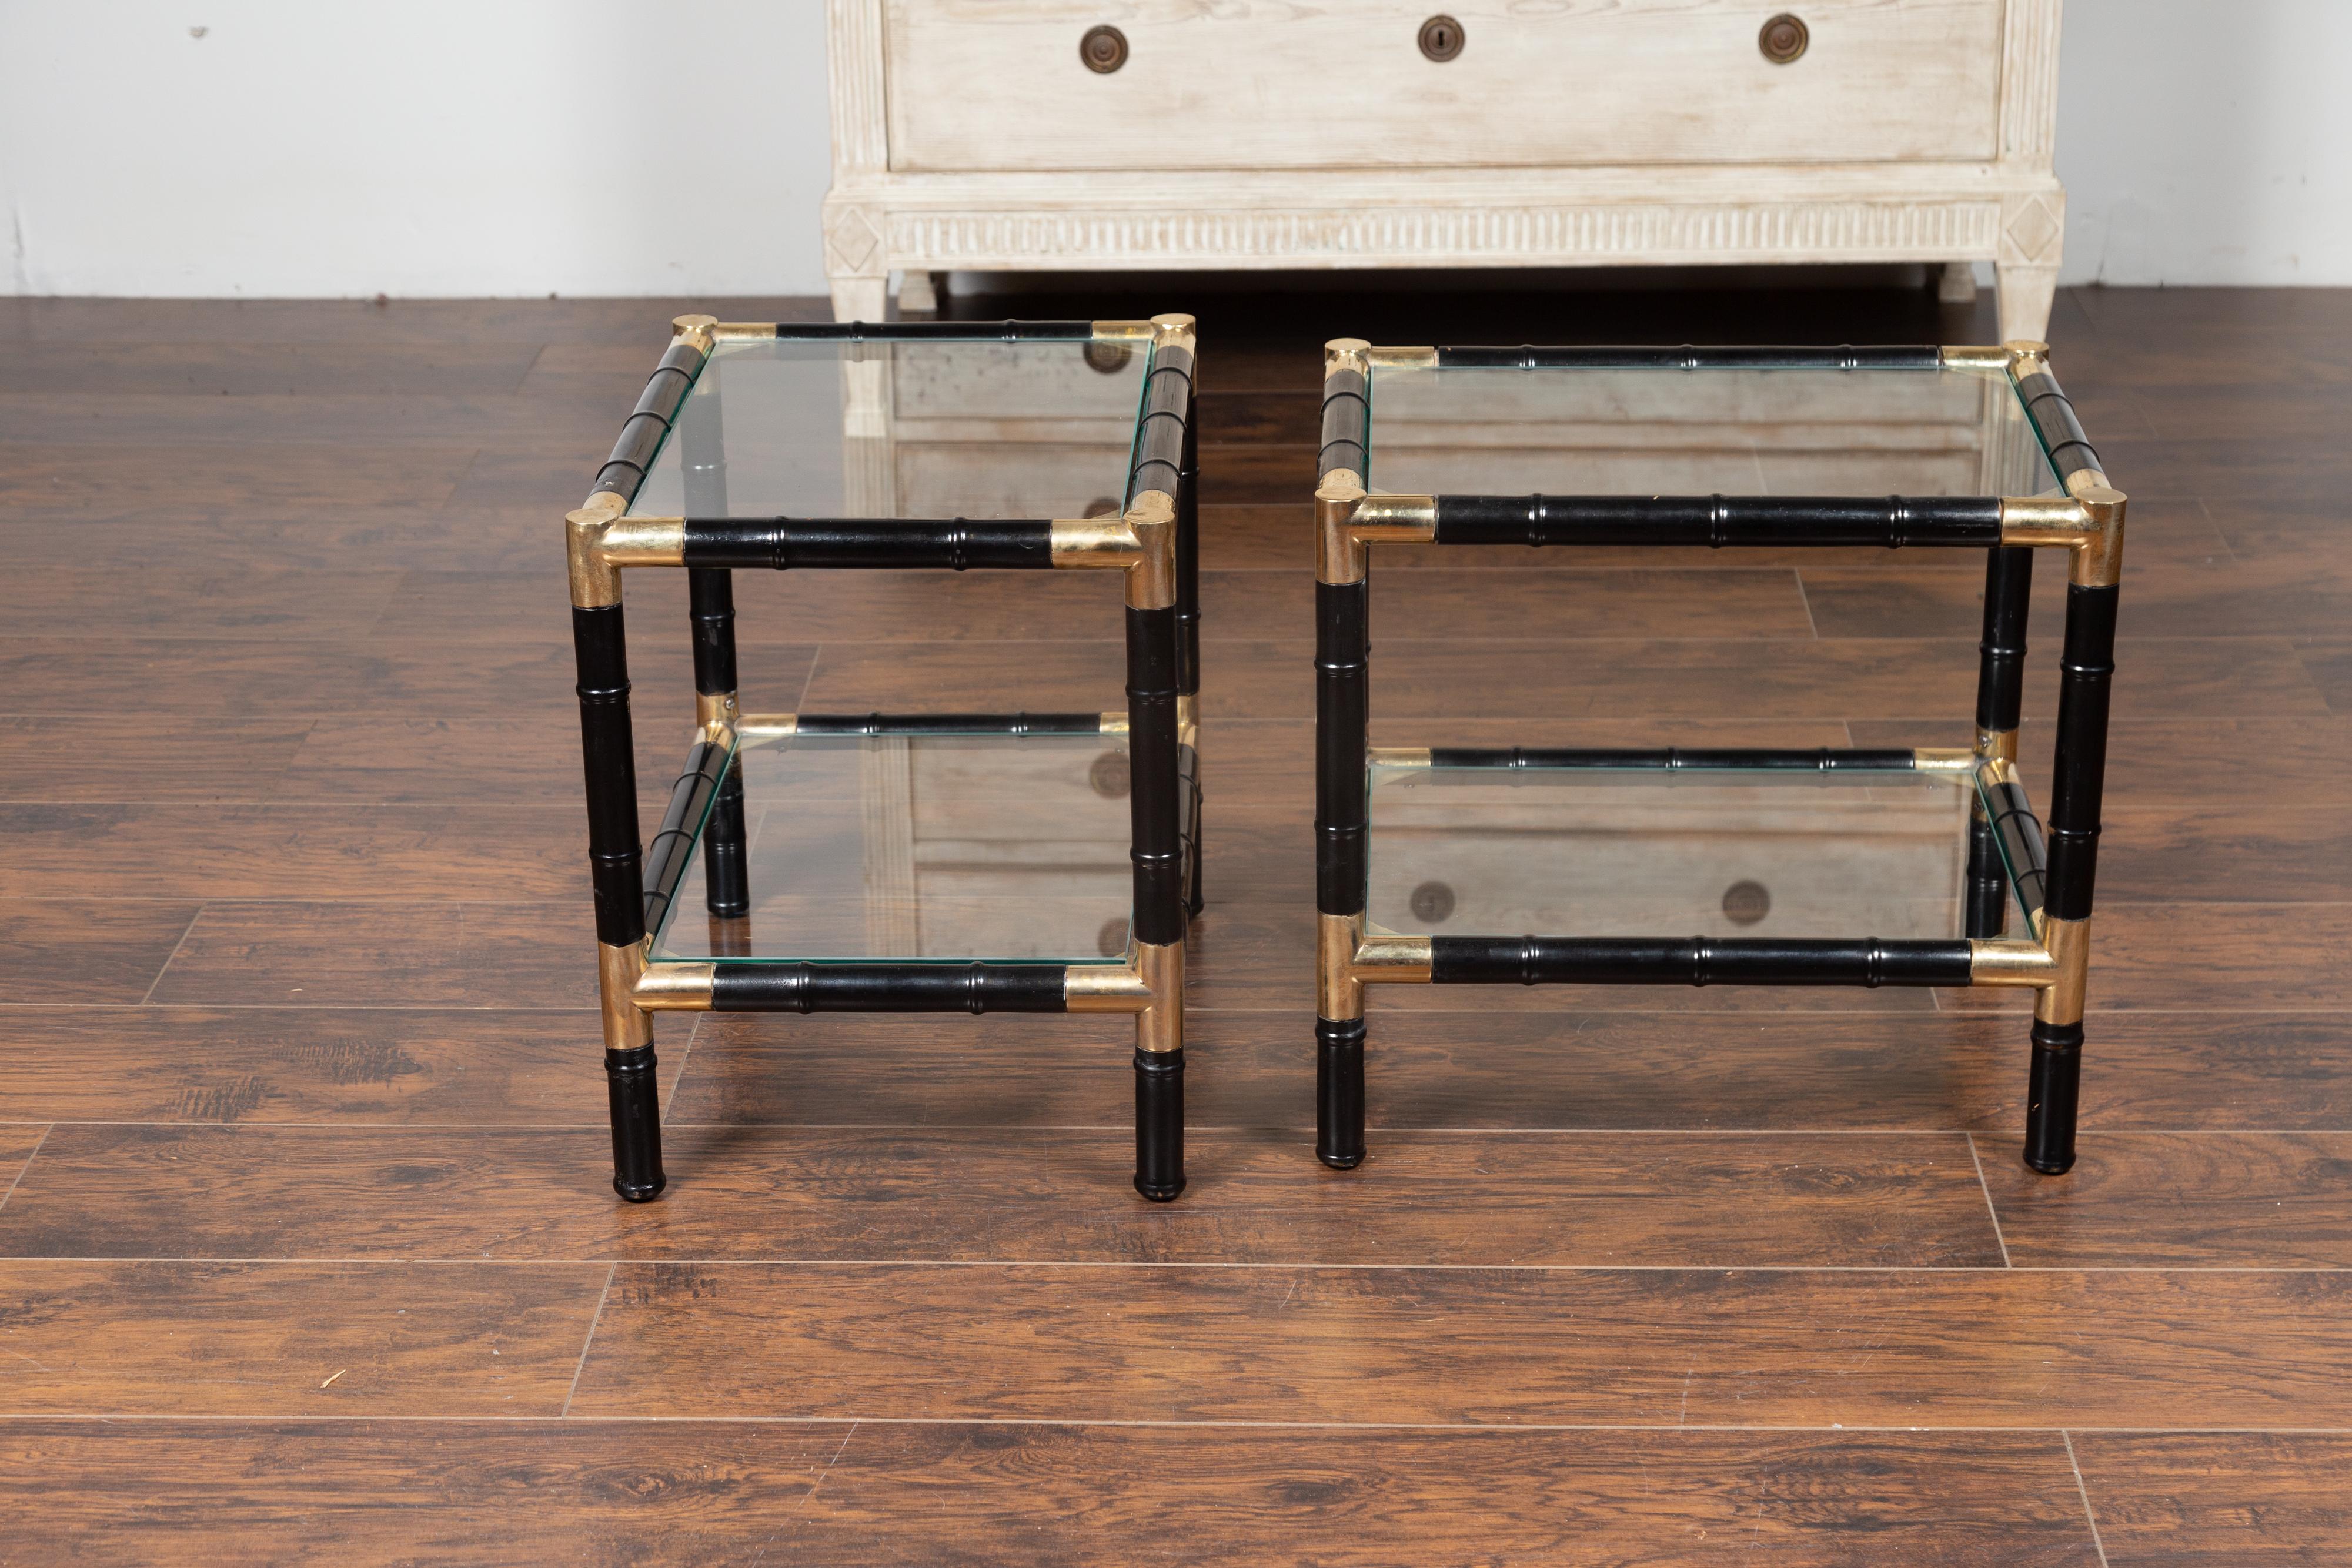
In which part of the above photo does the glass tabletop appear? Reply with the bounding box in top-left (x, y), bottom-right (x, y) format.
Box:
top-left (650, 728), bottom-right (1137, 965)
top-left (629, 337), bottom-right (1151, 521)
top-left (1365, 359), bottom-right (2063, 499)
top-left (1365, 757), bottom-right (2033, 941)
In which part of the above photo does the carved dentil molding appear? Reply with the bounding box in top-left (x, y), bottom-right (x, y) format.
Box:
top-left (831, 200), bottom-right (2014, 275)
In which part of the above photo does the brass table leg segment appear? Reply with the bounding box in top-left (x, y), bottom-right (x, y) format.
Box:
top-left (571, 516), bottom-right (664, 1202)
top-left (2023, 503), bottom-right (2121, 1175)
top-left (1122, 472), bottom-right (1188, 1198)
top-left (1314, 363), bottom-right (1375, 1164)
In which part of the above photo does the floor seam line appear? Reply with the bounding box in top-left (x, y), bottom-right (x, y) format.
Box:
top-left (560, 1262), bottom-right (617, 1419)
top-left (1966, 1132), bottom-right (2014, 1268)
top-left (0, 1125), bottom-right (52, 1214)
top-left (2063, 1430), bottom-right (2112, 1567)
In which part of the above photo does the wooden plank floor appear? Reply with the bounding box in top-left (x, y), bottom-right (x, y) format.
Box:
top-left (4, 280), bottom-right (2350, 1562)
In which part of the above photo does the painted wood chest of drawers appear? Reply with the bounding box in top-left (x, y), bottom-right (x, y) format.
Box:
top-left (823, 1), bottom-right (2067, 337)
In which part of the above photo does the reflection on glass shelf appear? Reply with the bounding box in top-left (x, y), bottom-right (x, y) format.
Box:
top-left (1366, 760), bottom-right (2031, 941)
top-left (653, 731), bottom-right (1135, 965)
top-left (1365, 363), bottom-right (2063, 500)
top-left (629, 337), bottom-right (1149, 521)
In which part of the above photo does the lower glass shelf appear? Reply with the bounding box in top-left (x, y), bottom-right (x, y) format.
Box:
top-left (1365, 748), bottom-right (2041, 942)
top-left (647, 719), bottom-right (1153, 967)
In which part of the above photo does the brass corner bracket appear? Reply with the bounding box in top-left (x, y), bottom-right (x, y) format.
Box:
top-left (1066, 939), bottom-right (1184, 1053)
top-left (1050, 491), bottom-right (1178, 609)
top-left (2000, 484), bottom-right (2126, 587)
top-left (1317, 477), bottom-right (1437, 585)
top-left (1318, 912), bottom-right (1434, 1019)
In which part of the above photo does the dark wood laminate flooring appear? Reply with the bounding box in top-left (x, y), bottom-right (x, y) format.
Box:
top-left (4, 281), bottom-right (2350, 1563)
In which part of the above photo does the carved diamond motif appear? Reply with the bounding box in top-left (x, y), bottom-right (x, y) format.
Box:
top-left (824, 208), bottom-right (883, 275)
top-left (2003, 196), bottom-right (2062, 264)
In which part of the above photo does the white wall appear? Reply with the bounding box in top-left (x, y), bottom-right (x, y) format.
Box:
top-left (1, 0), bottom-right (2345, 297)
top-left (2056, 0), bottom-right (2352, 285)
top-left (0, 1), bottom-right (837, 296)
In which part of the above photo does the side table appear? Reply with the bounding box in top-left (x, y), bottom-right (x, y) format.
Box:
top-left (567, 313), bottom-right (1202, 1202)
top-left (1313, 338), bottom-right (2123, 1177)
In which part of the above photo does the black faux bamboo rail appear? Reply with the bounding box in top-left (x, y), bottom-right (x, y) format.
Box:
top-left (639, 735), bottom-right (731, 939)
top-left (1435, 345), bottom-right (1943, 371)
top-left (679, 517), bottom-right (1055, 571)
top-left (1433, 494), bottom-right (2005, 549)
top-left (789, 712), bottom-right (1109, 736)
top-left (1130, 342), bottom-right (1193, 504)
top-left (1429, 937), bottom-right (1976, 988)
top-left (709, 962), bottom-right (1071, 1013)
top-left (2016, 367), bottom-right (2104, 482)
top-left (1416, 747), bottom-right (1922, 772)
top-left (1983, 772), bottom-right (2050, 922)
top-left (592, 337), bottom-right (706, 504)
top-left (1319, 366), bottom-right (1368, 480)
top-left (766, 320), bottom-right (1093, 342)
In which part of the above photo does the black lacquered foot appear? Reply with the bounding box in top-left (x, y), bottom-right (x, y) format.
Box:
top-left (1134, 1047), bottom-right (1185, 1201)
top-left (1316, 1017), bottom-right (1367, 1169)
top-left (606, 1044), bottom-right (667, 1201)
top-left (2023, 1020), bottom-right (2083, 1175)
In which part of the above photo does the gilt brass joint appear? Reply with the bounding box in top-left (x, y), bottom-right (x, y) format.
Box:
top-left (1368, 747), bottom-right (1434, 769)
top-left (599, 516), bottom-right (688, 570)
top-left (1367, 346), bottom-right (1438, 369)
top-left (2005, 339), bottom-right (2052, 379)
top-left (1065, 959), bottom-right (1152, 1012)
top-left (1134, 938), bottom-right (1184, 1055)
top-left (734, 713), bottom-right (799, 737)
top-left (1175, 691), bottom-right (1198, 751)
top-left (696, 690), bottom-right (740, 731)
top-left (671, 314), bottom-right (718, 354)
top-left (634, 962), bottom-right (716, 1011)
top-left (2034, 916), bottom-right (2090, 1025)
top-left (2000, 490), bottom-right (2126, 586)
top-left (1091, 320), bottom-right (1157, 343)
top-left (1049, 517), bottom-right (1144, 572)
top-left (1324, 337), bottom-right (1371, 379)
top-left (1098, 711), bottom-right (1130, 735)
top-left (1123, 492), bottom-right (1178, 610)
top-left (598, 941), bottom-right (654, 1049)
top-left (1941, 345), bottom-right (2017, 371)
top-left (1316, 474), bottom-right (1367, 584)
top-left (1910, 747), bottom-right (1979, 775)
top-left (1354, 932), bottom-right (1435, 983)
top-left (1974, 728), bottom-right (2021, 766)
top-left (710, 322), bottom-right (779, 342)
top-left (566, 495), bottom-right (627, 609)
top-left (1150, 313), bottom-right (1197, 357)
top-left (1319, 912), bottom-right (1364, 1020)
top-left (1969, 940), bottom-right (2060, 988)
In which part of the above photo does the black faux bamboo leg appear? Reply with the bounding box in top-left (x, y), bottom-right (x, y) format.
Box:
top-left (688, 569), bottom-right (748, 917)
top-left (573, 599), bottom-right (664, 1202)
top-left (1967, 546), bottom-right (2034, 937)
top-left (1315, 574), bottom-right (1371, 1171)
top-left (1177, 392), bottom-right (1204, 917)
top-left (1128, 598), bottom-right (1187, 1201)
top-left (680, 365), bottom-right (747, 921)
top-left (2024, 578), bottom-right (2119, 1175)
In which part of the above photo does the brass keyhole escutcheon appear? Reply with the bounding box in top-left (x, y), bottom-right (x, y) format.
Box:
top-left (1759, 13), bottom-right (1808, 63)
top-left (1090, 751), bottom-right (1132, 799)
top-left (1080, 24), bottom-right (1128, 73)
top-left (1418, 14), bottom-right (1464, 62)
top-left (1721, 880), bottom-right (1773, 927)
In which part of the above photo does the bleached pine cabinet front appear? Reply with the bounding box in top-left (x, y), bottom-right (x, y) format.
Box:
top-left (823, 1), bottom-right (2066, 337)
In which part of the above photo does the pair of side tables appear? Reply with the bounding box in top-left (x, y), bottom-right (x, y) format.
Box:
top-left (567, 315), bottom-right (2124, 1205)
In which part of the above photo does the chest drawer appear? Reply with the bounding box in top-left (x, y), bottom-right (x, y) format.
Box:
top-left (882, 1), bottom-right (2004, 173)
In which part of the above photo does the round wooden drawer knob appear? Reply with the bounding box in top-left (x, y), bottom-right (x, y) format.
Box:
top-left (1080, 24), bottom-right (1128, 74)
top-left (1418, 14), bottom-right (1464, 62)
top-left (1759, 13), bottom-right (1809, 63)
